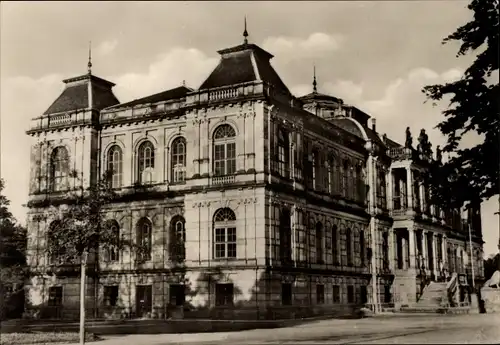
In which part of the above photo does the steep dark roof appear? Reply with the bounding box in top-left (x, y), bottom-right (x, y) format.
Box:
top-left (330, 118), bottom-right (364, 139)
top-left (199, 42), bottom-right (291, 95)
top-left (107, 86), bottom-right (193, 109)
top-left (299, 91), bottom-right (343, 104)
top-left (44, 74), bottom-right (119, 115)
top-left (384, 136), bottom-right (403, 148)
top-left (364, 127), bottom-right (383, 145)
top-left (268, 98), bottom-right (366, 153)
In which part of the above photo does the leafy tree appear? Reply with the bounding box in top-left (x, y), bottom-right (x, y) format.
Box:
top-left (0, 179), bottom-right (27, 320)
top-left (423, 0), bottom-right (499, 209)
top-left (42, 171), bottom-right (136, 344)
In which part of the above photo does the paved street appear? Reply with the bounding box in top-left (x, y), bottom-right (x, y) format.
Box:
top-left (68, 313), bottom-right (500, 345)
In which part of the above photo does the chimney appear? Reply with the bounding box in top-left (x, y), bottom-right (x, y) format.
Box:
top-left (371, 118), bottom-right (376, 132)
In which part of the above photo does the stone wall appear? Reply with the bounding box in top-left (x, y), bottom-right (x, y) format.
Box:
top-left (481, 287), bottom-right (500, 314)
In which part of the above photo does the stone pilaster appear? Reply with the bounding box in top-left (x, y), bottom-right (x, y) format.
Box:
top-left (388, 229), bottom-right (395, 271)
top-left (387, 170), bottom-right (393, 211)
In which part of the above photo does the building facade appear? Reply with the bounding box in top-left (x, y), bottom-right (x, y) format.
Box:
top-left (25, 34), bottom-right (484, 320)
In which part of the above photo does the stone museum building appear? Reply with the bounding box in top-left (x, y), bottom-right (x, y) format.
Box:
top-left (25, 30), bottom-right (485, 320)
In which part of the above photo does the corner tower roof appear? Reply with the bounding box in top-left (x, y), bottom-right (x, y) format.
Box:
top-left (43, 73), bottom-right (120, 115)
top-left (199, 42), bottom-right (291, 95)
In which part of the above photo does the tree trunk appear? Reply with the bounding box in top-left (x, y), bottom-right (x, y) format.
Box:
top-left (80, 254), bottom-right (87, 345)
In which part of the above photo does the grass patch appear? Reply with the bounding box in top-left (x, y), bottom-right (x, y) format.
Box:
top-left (0, 332), bottom-right (100, 345)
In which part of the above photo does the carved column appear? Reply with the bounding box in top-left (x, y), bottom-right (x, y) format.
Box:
top-left (432, 233), bottom-right (439, 278)
top-left (388, 229), bottom-right (395, 271)
top-left (422, 230), bottom-right (428, 269)
top-left (291, 205), bottom-right (297, 264)
top-left (406, 167), bottom-right (414, 211)
top-left (408, 228), bottom-right (416, 269)
top-left (419, 182), bottom-right (426, 215)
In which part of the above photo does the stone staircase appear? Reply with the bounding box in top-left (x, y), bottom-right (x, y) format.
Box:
top-left (416, 281), bottom-right (448, 309)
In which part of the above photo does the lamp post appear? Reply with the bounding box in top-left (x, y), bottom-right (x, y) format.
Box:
top-left (468, 223), bottom-right (475, 289)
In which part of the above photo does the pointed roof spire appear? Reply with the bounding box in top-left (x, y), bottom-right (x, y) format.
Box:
top-left (87, 41), bottom-right (92, 74)
top-left (243, 16), bottom-right (249, 44)
top-left (313, 65), bottom-right (318, 94)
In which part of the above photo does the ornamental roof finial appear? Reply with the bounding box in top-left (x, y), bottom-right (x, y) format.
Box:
top-left (313, 65), bottom-right (318, 94)
top-left (87, 41), bottom-right (92, 74)
top-left (243, 16), bottom-right (249, 44)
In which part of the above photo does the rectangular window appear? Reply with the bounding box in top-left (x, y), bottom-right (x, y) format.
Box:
top-left (347, 285), bottom-right (354, 303)
top-left (384, 285), bottom-right (392, 304)
top-left (215, 283), bottom-right (234, 306)
top-left (169, 284), bottom-right (185, 306)
top-left (346, 229), bottom-right (353, 267)
top-left (214, 144), bottom-right (225, 176)
top-left (360, 285), bottom-right (368, 304)
top-left (382, 232), bottom-right (389, 270)
top-left (312, 153), bottom-right (317, 189)
top-left (332, 285), bottom-right (340, 303)
top-left (316, 284), bottom-right (325, 304)
top-left (226, 143), bottom-right (236, 174)
top-left (104, 286), bottom-right (119, 307)
top-left (48, 286), bottom-right (63, 306)
top-left (214, 227), bottom-right (237, 259)
top-left (282, 283), bottom-right (292, 305)
top-left (332, 226), bottom-right (339, 265)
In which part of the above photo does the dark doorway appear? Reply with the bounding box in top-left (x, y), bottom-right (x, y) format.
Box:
top-left (136, 285), bottom-right (152, 318)
top-left (169, 284), bottom-right (185, 306)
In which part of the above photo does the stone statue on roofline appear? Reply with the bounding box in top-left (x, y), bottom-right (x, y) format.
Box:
top-left (417, 129), bottom-right (427, 153)
top-left (405, 127), bottom-right (413, 148)
top-left (436, 145), bottom-right (442, 163)
top-left (417, 129), bottom-right (433, 158)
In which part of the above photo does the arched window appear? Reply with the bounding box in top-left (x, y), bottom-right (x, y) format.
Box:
top-left (171, 137), bottom-right (186, 183)
top-left (279, 208), bottom-right (292, 263)
top-left (346, 227), bottom-right (353, 266)
top-left (107, 145), bottom-right (123, 188)
top-left (334, 157), bottom-right (341, 195)
top-left (50, 146), bottom-right (69, 192)
top-left (137, 141), bottom-right (155, 184)
top-left (136, 218), bottom-right (152, 262)
top-left (277, 128), bottom-right (290, 178)
top-left (332, 224), bottom-right (339, 265)
top-left (342, 160), bottom-right (349, 198)
top-left (213, 208), bottom-right (237, 259)
top-left (213, 124), bottom-right (236, 176)
top-left (357, 165), bottom-right (365, 202)
top-left (382, 231), bottom-right (389, 270)
top-left (104, 220), bottom-right (120, 262)
top-left (328, 155), bottom-right (335, 194)
top-left (316, 222), bottom-right (323, 264)
top-left (348, 163), bottom-right (355, 199)
top-left (48, 221), bottom-right (65, 265)
top-left (170, 216), bottom-right (186, 262)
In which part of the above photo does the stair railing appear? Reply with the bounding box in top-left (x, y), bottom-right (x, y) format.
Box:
top-left (446, 272), bottom-right (458, 307)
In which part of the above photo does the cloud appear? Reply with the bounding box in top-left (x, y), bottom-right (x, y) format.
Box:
top-left (112, 47), bottom-right (218, 101)
top-left (262, 32), bottom-right (343, 59)
top-left (96, 40), bottom-right (118, 56)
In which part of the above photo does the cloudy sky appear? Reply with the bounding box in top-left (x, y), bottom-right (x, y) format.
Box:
top-left (1, 1), bottom-right (498, 256)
